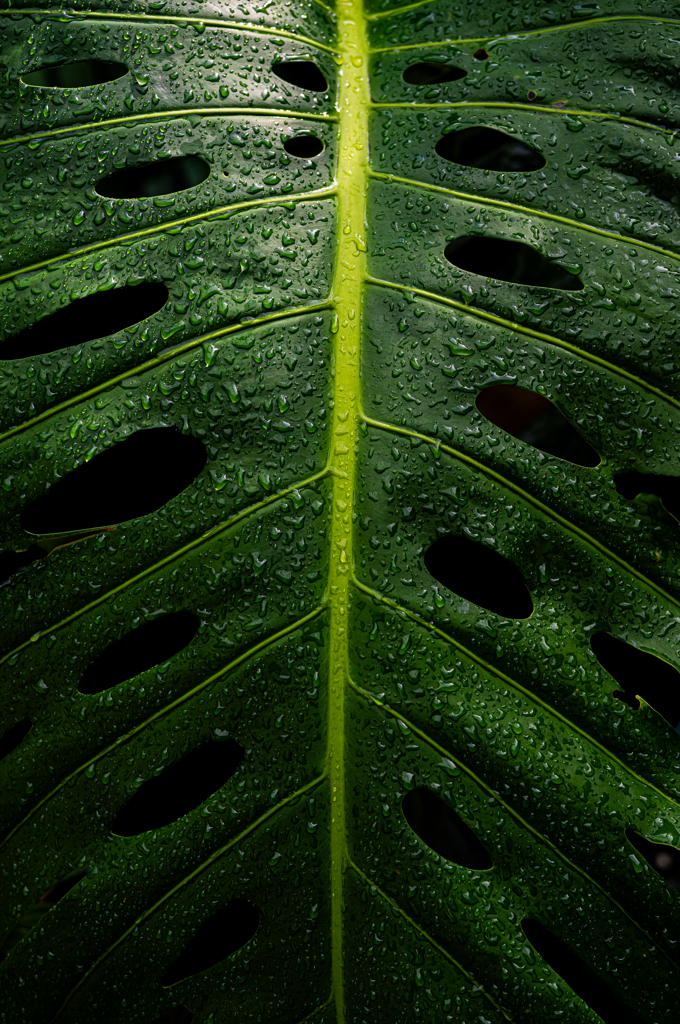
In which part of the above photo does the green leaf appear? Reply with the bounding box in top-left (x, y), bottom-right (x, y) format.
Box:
top-left (2, 2), bottom-right (680, 1023)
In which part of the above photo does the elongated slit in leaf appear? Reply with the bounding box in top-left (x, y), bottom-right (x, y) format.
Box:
top-left (284, 135), bottom-right (325, 159)
top-left (520, 919), bottom-right (643, 1024)
top-left (271, 61), bottom-right (328, 92)
top-left (402, 788), bottom-right (492, 868)
top-left (402, 63), bottom-right (467, 85)
top-left (97, 156), bottom-right (210, 200)
top-left (424, 534), bottom-right (533, 618)
top-left (625, 829), bottom-right (680, 888)
top-left (589, 631), bottom-right (680, 728)
top-left (0, 282), bottom-right (169, 360)
top-left (111, 737), bottom-right (244, 836)
top-left (0, 719), bottom-right (32, 762)
top-left (161, 900), bottom-right (259, 986)
top-left (79, 611), bottom-right (199, 694)
top-left (444, 236), bottom-right (584, 290)
top-left (21, 427), bottom-right (207, 534)
top-left (436, 127), bottom-right (546, 171)
top-left (21, 60), bottom-right (129, 88)
top-left (614, 470), bottom-right (680, 521)
top-left (476, 385), bottom-right (600, 466)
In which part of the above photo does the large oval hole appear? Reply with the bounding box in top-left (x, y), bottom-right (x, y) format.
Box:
top-left (152, 1008), bottom-right (193, 1024)
top-left (1, 281), bottom-right (169, 361)
top-left (402, 62), bottom-right (467, 85)
top-left (79, 611), bottom-right (199, 695)
top-left (111, 737), bottom-right (244, 836)
top-left (97, 156), bottom-right (209, 200)
top-left (626, 829), bottom-right (680, 889)
top-left (402, 788), bottom-right (492, 868)
top-left (21, 427), bottom-right (207, 534)
top-left (0, 719), bottom-right (32, 762)
top-left (161, 900), bottom-right (259, 986)
top-left (520, 920), bottom-right (643, 1024)
top-left (435, 126), bottom-right (546, 172)
top-left (283, 135), bottom-right (324, 159)
top-left (476, 385), bottom-right (599, 467)
top-left (21, 60), bottom-right (128, 89)
top-left (424, 534), bottom-right (533, 619)
top-left (444, 236), bottom-right (584, 290)
top-left (589, 631), bottom-right (680, 728)
top-left (0, 868), bottom-right (89, 961)
top-left (614, 470), bottom-right (680, 521)
top-left (271, 60), bottom-right (328, 92)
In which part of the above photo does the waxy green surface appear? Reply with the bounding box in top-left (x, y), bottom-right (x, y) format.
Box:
top-left (2, 1), bottom-right (680, 1022)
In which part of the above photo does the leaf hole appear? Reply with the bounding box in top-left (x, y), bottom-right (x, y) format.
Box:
top-left (625, 829), bottom-right (680, 888)
top-left (435, 126), bottom-right (545, 172)
top-left (424, 534), bottom-right (533, 619)
top-left (402, 788), bottom-right (492, 868)
top-left (0, 868), bottom-right (89, 961)
top-left (402, 62), bottom-right (467, 85)
top-left (271, 60), bottom-right (328, 92)
top-left (21, 426), bottom-right (207, 534)
top-left (0, 719), bottom-right (32, 762)
top-left (526, 90), bottom-right (538, 101)
top-left (79, 611), bottom-right (199, 695)
top-left (520, 919), bottom-right (643, 1024)
top-left (1, 281), bottom-right (169, 360)
top-left (444, 236), bottom-right (584, 290)
top-left (152, 1007), bottom-right (193, 1024)
top-left (472, 48), bottom-right (489, 60)
top-left (111, 736), bottom-right (244, 836)
top-left (589, 631), bottom-right (680, 728)
top-left (476, 385), bottom-right (599, 466)
top-left (21, 60), bottom-right (128, 88)
top-left (161, 900), bottom-right (259, 986)
top-left (283, 135), bottom-right (324, 159)
top-left (614, 470), bottom-right (680, 521)
top-left (96, 156), bottom-right (210, 199)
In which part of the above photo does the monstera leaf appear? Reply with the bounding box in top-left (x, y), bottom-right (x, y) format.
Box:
top-left (4, 0), bottom-right (680, 1020)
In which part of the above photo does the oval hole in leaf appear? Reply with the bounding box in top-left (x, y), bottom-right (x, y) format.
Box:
top-left (21, 427), bottom-right (207, 534)
top-left (271, 60), bottom-right (328, 92)
top-left (473, 48), bottom-right (489, 60)
top-left (111, 737), bottom-right (244, 836)
top-left (152, 1007), bottom-right (193, 1024)
top-left (0, 719), bottom-right (32, 761)
top-left (97, 156), bottom-right (210, 199)
top-left (402, 788), bottom-right (492, 868)
top-left (476, 385), bottom-right (599, 466)
top-left (625, 829), bottom-right (680, 888)
top-left (435, 127), bottom-right (545, 171)
top-left (520, 919), bottom-right (643, 1024)
top-left (0, 868), bottom-right (89, 961)
top-left (284, 135), bottom-right (324, 159)
top-left (614, 470), bottom-right (680, 521)
top-left (444, 236), bottom-right (584, 290)
top-left (161, 900), bottom-right (259, 986)
top-left (402, 62), bottom-right (467, 85)
top-left (0, 281), bottom-right (169, 360)
top-left (424, 534), bottom-right (533, 618)
top-left (21, 60), bottom-right (128, 88)
top-left (589, 631), bottom-right (680, 728)
top-left (79, 611), bottom-right (199, 695)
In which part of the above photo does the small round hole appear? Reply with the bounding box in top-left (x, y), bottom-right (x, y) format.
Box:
top-left (283, 135), bottom-right (324, 159)
top-left (473, 48), bottom-right (489, 60)
top-left (527, 90), bottom-right (538, 101)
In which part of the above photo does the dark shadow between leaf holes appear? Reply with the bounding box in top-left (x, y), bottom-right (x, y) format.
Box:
top-left (521, 920), bottom-right (643, 1024)
top-left (0, 867), bottom-right (89, 962)
top-left (0, 719), bottom-right (32, 762)
top-left (284, 135), bottom-right (324, 159)
top-left (272, 60), bottom-right (328, 92)
top-left (162, 900), bottom-right (259, 986)
top-left (21, 60), bottom-right (128, 88)
top-left (152, 1008), bottom-right (193, 1024)
top-left (436, 126), bottom-right (545, 172)
top-left (111, 737), bottom-right (244, 836)
top-left (445, 236), bottom-right (584, 290)
top-left (79, 611), bottom-right (199, 695)
top-left (97, 156), bottom-right (209, 199)
top-left (0, 281), bottom-right (169, 360)
top-left (402, 62), bottom-right (467, 85)
top-left (476, 385), bottom-right (599, 466)
top-left (614, 469), bottom-right (680, 521)
top-left (589, 631), bottom-right (680, 728)
top-left (21, 426), bottom-right (207, 534)
top-left (626, 829), bottom-right (680, 889)
top-left (402, 788), bottom-right (492, 868)
top-left (424, 534), bottom-right (533, 619)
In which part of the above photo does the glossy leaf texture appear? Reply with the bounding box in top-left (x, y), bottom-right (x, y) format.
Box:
top-left (2, 1), bottom-right (680, 1023)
